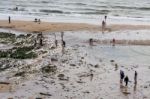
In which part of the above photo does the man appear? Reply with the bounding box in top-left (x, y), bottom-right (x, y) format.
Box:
top-left (8, 16), bottom-right (11, 24)
top-left (124, 76), bottom-right (129, 86)
top-left (102, 20), bottom-right (105, 33)
top-left (120, 70), bottom-right (125, 83)
top-left (134, 71), bottom-right (137, 84)
top-left (104, 15), bottom-right (107, 22)
top-left (112, 38), bottom-right (116, 46)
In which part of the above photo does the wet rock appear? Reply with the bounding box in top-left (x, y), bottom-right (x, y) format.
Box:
top-left (39, 92), bottom-right (52, 96)
top-left (62, 59), bottom-right (67, 63)
top-left (51, 58), bottom-right (58, 62)
top-left (8, 98), bottom-right (13, 99)
top-left (77, 81), bottom-right (84, 83)
top-left (14, 71), bottom-right (25, 77)
top-left (58, 74), bottom-right (69, 81)
top-left (58, 74), bottom-right (65, 78)
top-left (144, 86), bottom-right (148, 88)
top-left (95, 64), bottom-right (99, 68)
top-left (83, 91), bottom-right (90, 94)
top-left (110, 60), bottom-right (114, 62)
top-left (41, 65), bottom-right (57, 74)
top-left (81, 57), bottom-right (84, 59)
top-left (70, 64), bottom-right (76, 67)
top-left (0, 82), bottom-right (10, 85)
top-left (36, 98), bottom-right (42, 99)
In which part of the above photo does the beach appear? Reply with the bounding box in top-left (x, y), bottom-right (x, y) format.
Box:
top-left (0, 0), bottom-right (150, 98)
top-left (1, 20), bottom-right (150, 33)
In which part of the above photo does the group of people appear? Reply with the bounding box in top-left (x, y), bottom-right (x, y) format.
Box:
top-left (120, 70), bottom-right (137, 86)
top-left (34, 18), bottom-right (41, 24)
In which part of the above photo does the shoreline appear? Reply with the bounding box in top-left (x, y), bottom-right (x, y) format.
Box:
top-left (1, 20), bottom-right (150, 33)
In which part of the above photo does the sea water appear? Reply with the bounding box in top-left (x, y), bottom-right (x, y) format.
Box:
top-left (0, 0), bottom-right (150, 24)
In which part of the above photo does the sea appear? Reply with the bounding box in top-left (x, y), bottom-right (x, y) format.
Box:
top-left (0, 0), bottom-right (150, 24)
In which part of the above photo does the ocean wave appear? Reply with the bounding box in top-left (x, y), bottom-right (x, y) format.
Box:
top-left (39, 9), bottom-right (63, 14)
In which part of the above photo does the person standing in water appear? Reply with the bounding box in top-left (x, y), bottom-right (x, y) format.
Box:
top-left (134, 71), bottom-right (137, 84)
top-left (124, 76), bottom-right (129, 86)
top-left (120, 70), bottom-right (125, 83)
top-left (112, 38), bottom-right (116, 46)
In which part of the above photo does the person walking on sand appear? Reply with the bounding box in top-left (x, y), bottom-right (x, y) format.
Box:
top-left (104, 15), bottom-right (107, 23)
top-left (124, 76), bottom-right (129, 86)
top-left (134, 71), bottom-right (137, 84)
top-left (120, 70), bottom-right (125, 83)
top-left (102, 20), bottom-right (105, 33)
top-left (8, 16), bottom-right (11, 24)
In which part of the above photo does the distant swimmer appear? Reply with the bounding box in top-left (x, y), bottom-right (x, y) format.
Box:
top-left (8, 16), bottom-right (11, 24)
top-left (15, 7), bottom-right (18, 11)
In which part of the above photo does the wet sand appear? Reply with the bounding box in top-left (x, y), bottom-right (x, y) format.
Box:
top-left (94, 39), bottom-right (150, 46)
top-left (1, 20), bottom-right (150, 33)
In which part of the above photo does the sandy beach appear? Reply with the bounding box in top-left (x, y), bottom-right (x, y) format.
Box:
top-left (1, 20), bottom-right (150, 33)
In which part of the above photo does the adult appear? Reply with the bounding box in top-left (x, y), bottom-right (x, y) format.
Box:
top-left (124, 76), bottom-right (129, 86)
top-left (134, 71), bottom-right (137, 84)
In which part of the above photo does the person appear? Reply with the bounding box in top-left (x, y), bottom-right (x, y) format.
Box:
top-left (112, 38), bottom-right (116, 46)
top-left (124, 76), bottom-right (129, 86)
top-left (40, 38), bottom-right (43, 46)
top-left (55, 40), bottom-right (58, 47)
top-left (134, 71), bottom-right (137, 84)
top-left (15, 7), bottom-right (18, 11)
top-left (90, 70), bottom-right (93, 81)
top-left (120, 70), bottom-right (125, 83)
top-left (104, 15), bottom-right (107, 23)
top-left (34, 18), bottom-right (37, 22)
top-left (62, 40), bottom-right (66, 47)
top-left (61, 32), bottom-right (64, 41)
top-left (89, 38), bottom-right (93, 46)
top-left (102, 20), bottom-right (105, 33)
top-left (8, 16), bottom-right (11, 24)
top-left (38, 19), bottom-right (41, 24)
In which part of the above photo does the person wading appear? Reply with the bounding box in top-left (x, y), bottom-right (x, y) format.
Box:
top-left (124, 76), bottom-right (129, 86)
top-left (134, 71), bottom-right (137, 85)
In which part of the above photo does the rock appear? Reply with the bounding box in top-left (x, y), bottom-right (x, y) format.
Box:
top-left (58, 74), bottom-right (65, 78)
top-left (36, 98), bottom-right (42, 99)
top-left (83, 91), bottom-right (90, 94)
top-left (110, 60), bottom-right (114, 62)
top-left (0, 82), bottom-right (10, 85)
top-left (14, 71), bottom-right (25, 77)
top-left (144, 86), bottom-right (148, 88)
top-left (95, 64), bottom-right (99, 68)
top-left (41, 65), bottom-right (57, 74)
top-left (81, 57), bottom-right (84, 59)
top-left (39, 92), bottom-right (52, 96)
top-left (70, 64), bottom-right (76, 66)
top-left (8, 98), bottom-right (13, 99)
top-left (51, 58), bottom-right (58, 62)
